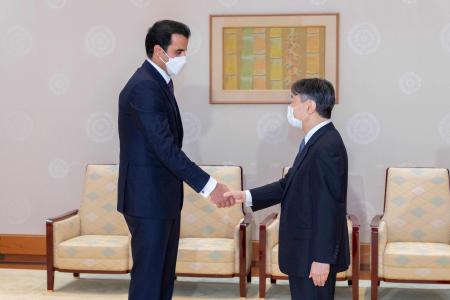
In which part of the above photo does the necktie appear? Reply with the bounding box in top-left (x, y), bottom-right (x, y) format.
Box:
top-left (168, 80), bottom-right (174, 95)
top-left (299, 138), bottom-right (306, 153)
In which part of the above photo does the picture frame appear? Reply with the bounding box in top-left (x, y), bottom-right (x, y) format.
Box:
top-left (209, 13), bottom-right (339, 104)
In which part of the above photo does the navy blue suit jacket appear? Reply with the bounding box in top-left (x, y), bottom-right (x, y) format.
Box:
top-left (117, 60), bottom-right (209, 219)
top-left (250, 123), bottom-right (350, 277)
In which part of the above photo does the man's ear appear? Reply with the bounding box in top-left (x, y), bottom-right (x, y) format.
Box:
top-left (153, 45), bottom-right (165, 61)
top-left (307, 100), bottom-right (317, 115)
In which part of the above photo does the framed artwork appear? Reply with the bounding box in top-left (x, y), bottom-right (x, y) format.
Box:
top-left (209, 13), bottom-right (339, 104)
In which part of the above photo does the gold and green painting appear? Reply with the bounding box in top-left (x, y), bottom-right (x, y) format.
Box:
top-left (223, 26), bottom-right (326, 91)
top-left (210, 14), bottom-right (339, 104)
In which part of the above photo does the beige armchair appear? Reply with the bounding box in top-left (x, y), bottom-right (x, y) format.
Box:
top-left (370, 167), bottom-right (450, 300)
top-left (176, 165), bottom-right (252, 297)
top-left (258, 167), bottom-right (360, 299)
top-left (46, 164), bottom-right (131, 291)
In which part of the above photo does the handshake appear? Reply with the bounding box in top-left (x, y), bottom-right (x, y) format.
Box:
top-left (209, 182), bottom-right (246, 208)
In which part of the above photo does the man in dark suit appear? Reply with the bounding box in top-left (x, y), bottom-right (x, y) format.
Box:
top-left (117, 20), bottom-right (233, 300)
top-left (225, 78), bottom-right (349, 300)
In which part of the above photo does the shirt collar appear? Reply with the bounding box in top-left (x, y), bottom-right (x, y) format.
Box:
top-left (304, 119), bottom-right (332, 145)
top-left (147, 58), bottom-right (171, 84)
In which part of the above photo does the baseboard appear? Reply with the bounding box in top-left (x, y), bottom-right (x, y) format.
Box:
top-left (0, 234), bottom-right (371, 278)
top-left (0, 234), bottom-right (46, 269)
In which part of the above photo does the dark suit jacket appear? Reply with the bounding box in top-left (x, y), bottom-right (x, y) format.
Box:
top-left (117, 60), bottom-right (209, 219)
top-left (251, 123), bottom-right (350, 277)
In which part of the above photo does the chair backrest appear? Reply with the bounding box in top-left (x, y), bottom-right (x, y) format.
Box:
top-left (384, 167), bottom-right (450, 244)
top-left (180, 166), bottom-right (244, 239)
top-left (79, 165), bottom-right (129, 236)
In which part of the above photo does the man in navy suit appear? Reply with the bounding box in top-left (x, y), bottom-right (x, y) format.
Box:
top-left (117, 20), bottom-right (233, 300)
top-left (226, 79), bottom-right (349, 300)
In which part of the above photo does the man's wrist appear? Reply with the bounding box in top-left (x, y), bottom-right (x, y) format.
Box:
top-left (199, 177), bottom-right (218, 198)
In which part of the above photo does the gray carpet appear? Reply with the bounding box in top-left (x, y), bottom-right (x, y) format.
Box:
top-left (0, 269), bottom-right (449, 299)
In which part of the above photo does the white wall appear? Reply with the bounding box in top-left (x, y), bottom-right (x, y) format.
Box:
top-left (1, 0), bottom-right (449, 242)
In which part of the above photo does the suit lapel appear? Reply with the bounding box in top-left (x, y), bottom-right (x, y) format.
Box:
top-left (282, 123), bottom-right (335, 198)
top-left (143, 61), bottom-right (183, 144)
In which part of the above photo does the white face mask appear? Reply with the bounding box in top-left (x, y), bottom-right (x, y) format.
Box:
top-left (287, 106), bottom-right (303, 128)
top-left (159, 50), bottom-right (187, 76)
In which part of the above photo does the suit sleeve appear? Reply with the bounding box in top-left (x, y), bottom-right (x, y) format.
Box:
top-left (128, 80), bottom-right (209, 193)
top-left (249, 170), bottom-right (291, 211)
top-left (311, 148), bottom-right (346, 264)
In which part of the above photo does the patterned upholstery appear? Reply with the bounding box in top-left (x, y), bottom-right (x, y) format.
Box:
top-left (384, 168), bottom-right (450, 243)
top-left (379, 167), bottom-right (450, 281)
top-left (79, 165), bottom-right (129, 236)
top-left (177, 166), bottom-right (251, 275)
top-left (180, 166), bottom-right (243, 238)
top-left (55, 235), bottom-right (129, 271)
top-left (176, 238), bottom-right (235, 275)
top-left (53, 165), bottom-right (131, 272)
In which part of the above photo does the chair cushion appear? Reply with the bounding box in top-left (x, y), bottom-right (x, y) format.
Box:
top-left (55, 235), bottom-right (129, 271)
top-left (384, 242), bottom-right (450, 269)
top-left (177, 238), bottom-right (234, 263)
top-left (57, 235), bottom-right (129, 259)
top-left (383, 242), bottom-right (450, 280)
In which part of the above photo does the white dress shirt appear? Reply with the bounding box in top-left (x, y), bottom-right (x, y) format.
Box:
top-left (244, 119), bottom-right (332, 207)
top-left (146, 58), bottom-right (217, 198)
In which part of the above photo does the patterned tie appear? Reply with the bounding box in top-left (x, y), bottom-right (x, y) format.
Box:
top-left (168, 80), bottom-right (174, 95)
top-left (299, 138), bottom-right (306, 153)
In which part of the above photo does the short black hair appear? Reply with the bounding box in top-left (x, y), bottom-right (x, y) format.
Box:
top-left (145, 20), bottom-right (191, 57)
top-left (291, 78), bottom-right (335, 119)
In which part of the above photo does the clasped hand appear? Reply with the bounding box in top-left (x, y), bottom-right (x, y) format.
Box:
top-left (209, 184), bottom-right (246, 208)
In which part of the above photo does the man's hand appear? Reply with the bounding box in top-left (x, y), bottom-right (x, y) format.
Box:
top-left (223, 191), bottom-right (246, 204)
top-left (210, 183), bottom-right (235, 208)
top-left (309, 261), bottom-right (330, 287)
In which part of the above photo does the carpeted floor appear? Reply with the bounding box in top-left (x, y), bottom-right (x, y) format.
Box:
top-left (0, 269), bottom-right (449, 299)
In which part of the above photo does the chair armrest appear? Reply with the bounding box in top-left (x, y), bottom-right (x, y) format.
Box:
top-left (47, 209), bottom-right (79, 223)
top-left (259, 213), bottom-right (278, 250)
top-left (236, 214), bottom-right (252, 275)
top-left (370, 214), bottom-right (383, 231)
top-left (46, 209), bottom-right (81, 244)
top-left (259, 213), bottom-right (279, 276)
top-left (260, 213), bottom-right (278, 227)
top-left (46, 210), bottom-right (80, 268)
top-left (348, 214), bottom-right (360, 229)
top-left (370, 214), bottom-right (386, 278)
top-left (240, 213), bottom-right (252, 228)
top-left (347, 214), bottom-right (360, 281)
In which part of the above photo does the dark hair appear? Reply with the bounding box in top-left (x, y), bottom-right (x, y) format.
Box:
top-left (145, 20), bottom-right (191, 57)
top-left (291, 78), bottom-right (335, 119)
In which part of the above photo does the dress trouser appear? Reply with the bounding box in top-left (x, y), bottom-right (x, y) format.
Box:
top-left (288, 272), bottom-right (337, 300)
top-left (125, 215), bottom-right (180, 300)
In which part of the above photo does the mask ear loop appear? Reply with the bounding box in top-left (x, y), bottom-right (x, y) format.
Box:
top-left (158, 47), bottom-right (170, 64)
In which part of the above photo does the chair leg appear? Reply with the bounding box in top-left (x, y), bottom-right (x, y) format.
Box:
top-left (73, 273), bottom-right (80, 278)
top-left (371, 278), bottom-right (379, 300)
top-left (352, 278), bottom-right (359, 300)
top-left (247, 271), bottom-right (251, 283)
top-left (239, 273), bottom-right (247, 297)
top-left (270, 278), bottom-right (276, 284)
top-left (47, 268), bottom-right (54, 291)
top-left (259, 274), bottom-right (266, 298)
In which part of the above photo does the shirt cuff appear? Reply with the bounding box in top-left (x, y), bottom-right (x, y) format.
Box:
top-left (244, 190), bottom-right (253, 207)
top-left (199, 177), bottom-right (217, 198)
